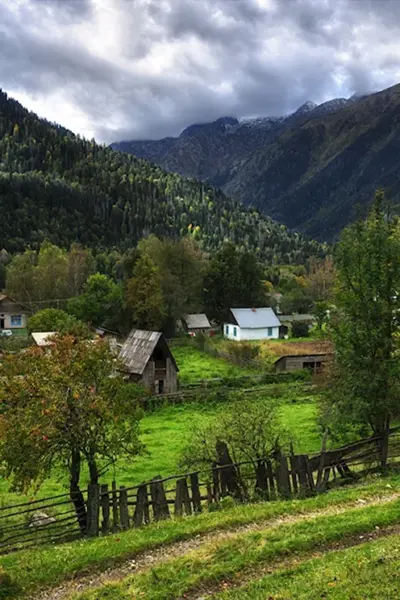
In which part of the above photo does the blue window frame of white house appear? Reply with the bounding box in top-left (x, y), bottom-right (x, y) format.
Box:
top-left (267, 327), bottom-right (273, 336)
top-left (233, 326), bottom-right (237, 337)
top-left (225, 325), bottom-right (229, 335)
top-left (11, 315), bottom-right (22, 327)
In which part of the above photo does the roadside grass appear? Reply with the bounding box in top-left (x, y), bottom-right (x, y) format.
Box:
top-left (215, 533), bottom-right (400, 599)
top-left (1, 474), bottom-right (398, 598)
top-left (73, 494), bottom-right (400, 600)
top-left (173, 346), bottom-right (255, 383)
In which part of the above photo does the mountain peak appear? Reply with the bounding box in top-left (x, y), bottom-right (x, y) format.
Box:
top-left (293, 100), bottom-right (318, 115)
top-left (180, 116), bottom-right (239, 138)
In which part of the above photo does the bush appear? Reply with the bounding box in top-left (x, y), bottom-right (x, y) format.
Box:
top-left (0, 568), bottom-right (20, 599)
top-left (291, 321), bottom-right (310, 338)
top-left (225, 341), bottom-right (260, 364)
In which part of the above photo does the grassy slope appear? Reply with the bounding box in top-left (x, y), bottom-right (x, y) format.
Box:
top-left (173, 346), bottom-right (255, 383)
top-left (73, 493), bottom-right (400, 600)
top-left (1, 474), bottom-right (398, 597)
top-left (217, 534), bottom-right (400, 599)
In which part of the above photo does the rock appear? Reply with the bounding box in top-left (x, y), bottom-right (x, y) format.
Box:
top-left (29, 511), bottom-right (56, 528)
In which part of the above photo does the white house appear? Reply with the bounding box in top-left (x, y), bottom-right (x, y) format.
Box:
top-left (0, 294), bottom-right (28, 333)
top-left (223, 308), bottom-right (281, 341)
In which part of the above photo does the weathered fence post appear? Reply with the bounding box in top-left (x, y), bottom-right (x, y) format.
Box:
top-left (150, 476), bottom-right (170, 521)
top-left (212, 463), bottom-right (220, 504)
top-left (112, 480), bottom-right (120, 532)
top-left (296, 455), bottom-right (308, 498)
top-left (119, 486), bottom-right (130, 530)
top-left (216, 441), bottom-right (242, 500)
top-left (174, 478), bottom-right (192, 517)
top-left (266, 459), bottom-right (276, 500)
top-left (133, 483), bottom-right (149, 527)
top-left (190, 472), bottom-right (202, 513)
top-left (100, 483), bottom-right (110, 534)
top-left (316, 430), bottom-right (329, 491)
top-left (289, 444), bottom-right (298, 495)
top-left (275, 453), bottom-right (291, 499)
top-left (380, 427), bottom-right (390, 469)
top-left (255, 460), bottom-right (269, 499)
top-left (86, 484), bottom-right (100, 537)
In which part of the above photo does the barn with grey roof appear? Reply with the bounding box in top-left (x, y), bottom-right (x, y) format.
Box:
top-left (119, 329), bottom-right (178, 394)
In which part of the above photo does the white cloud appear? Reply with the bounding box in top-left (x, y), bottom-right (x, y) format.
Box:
top-left (1, 0), bottom-right (400, 142)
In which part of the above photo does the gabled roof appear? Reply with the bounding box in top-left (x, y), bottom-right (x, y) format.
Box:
top-left (119, 329), bottom-right (178, 375)
top-left (229, 307), bottom-right (281, 329)
top-left (184, 313), bottom-right (211, 329)
top-left (31, 332), bottom-right (57, 347)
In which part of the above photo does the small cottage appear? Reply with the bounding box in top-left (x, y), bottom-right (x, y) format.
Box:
top-left (0, 294), bottom-right (28, 334)
top-left (274, 353), bottom-right (333, 373)
top-left (224, 308), bottom-right (281, 341)
top-left (119, 329), bottom-right (179, 394)
top-left (182, 313), bottom-right (212, 336)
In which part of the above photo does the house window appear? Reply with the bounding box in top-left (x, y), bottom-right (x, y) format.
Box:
top-left (267, 327), bottom-right (273, 336)
top-left (225, 325), bottom-right (229, 335)
top-left (233, 327), bottom-right (237, 337)
top-left (11, 315), bottom-right (22, 327)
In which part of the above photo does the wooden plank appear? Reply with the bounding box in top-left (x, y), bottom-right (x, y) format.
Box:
top-left (255, 460), bottom-right (269, 499)
top-left (297, 455), bottom-right (308, 498)
top-left (86, 484), bottom-right (100, 537)
top-left (289, 455), bottom-right (298, 494)
top-left (316, 430), bottom-right (329, 490)
top-left (150, 476), bottom-right (170, 521)
top-left (190, 473), bottom-right (202, 513)
top-left (100, 484), bottom-right (110, 535)
top-left (119, 486), bottom-right (130, 530)
top-left (133, 483), bottom-right (149, 528)
top-left (112, 480), bottom-right (119, 532)
top-left (266, 459), bottom-right (276, 500)
top-left (276, 454), bottom-right (291, 499)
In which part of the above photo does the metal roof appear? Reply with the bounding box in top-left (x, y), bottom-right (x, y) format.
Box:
top-left (119, 329), bottom-right (178, 376)
top-left (31, 332), bottom-right (57, 346)
top-left (184, 314), bottom-right (211, 329)
top-left (230, 307), bottom-right (281, 329)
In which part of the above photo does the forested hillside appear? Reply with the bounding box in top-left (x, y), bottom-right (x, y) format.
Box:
top-left (0, 90), bottom-right (322, 263)
top-left (113, 83), bottom-right (400, 240)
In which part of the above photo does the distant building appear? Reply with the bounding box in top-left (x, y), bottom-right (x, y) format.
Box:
top-left (182, 313), bottom-right (212, 336)
top-left (274, 353), bottom-right (333, 373)
top-left (119, 329), bottom-right (179, 394)
top-left (0, 294), bottom-right (28, 334)
top-left (31, 332), bottom-right (57, 347)
top-left (223, 308), bottom-right (281, 341)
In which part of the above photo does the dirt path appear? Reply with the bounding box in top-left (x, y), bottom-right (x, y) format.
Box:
top-left (32, 492), bottom-right (400, 600)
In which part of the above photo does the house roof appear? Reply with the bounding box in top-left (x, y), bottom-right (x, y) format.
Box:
top-left (119, 329), bottom-right (178, 375)
top-left (229, 307), bottom-right (281, 329)
top-left (0, 294), bottom-right (7, 302)
top-left (279, 314), bottom-right (316, 323)
top-left (31, 332), bottom-right (57, 346)
top-left (274, 353), bottom-right (334, 363)
top-left (184, 313), bottom-right (211, 329)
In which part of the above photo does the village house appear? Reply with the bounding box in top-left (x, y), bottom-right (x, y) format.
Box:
top-left (31, 331), bottom-right (57, 347)
top-left (181, 313), bottom-right (212, 336)
top-left (0, 294), bottom-right (28, 334)
top-left (224, 307), bottom-right (281, 341)
top-left (274, 353), bottom-right (333, 373)
top-left (119, 329), bottom-right (179, 394)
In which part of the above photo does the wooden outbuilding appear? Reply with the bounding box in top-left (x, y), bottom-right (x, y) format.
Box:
top-left (182, 313), bottom-right (212, 336)
top-left (274, 353), bottom-right (333, 374)
top-left (119, 329), bottom-right (179, 394)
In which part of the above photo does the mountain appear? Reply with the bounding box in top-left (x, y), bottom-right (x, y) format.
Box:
top-left (0, 90), bottom-right (323, 264)
top-left (111, 87), bottom-right (400, 241)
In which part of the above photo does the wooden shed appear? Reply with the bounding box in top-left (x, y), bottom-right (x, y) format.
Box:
top-left (182, 313), bottom-right (212, 336)
top-left (119, 329), bottom-right (179, 395)
top-left (274, 353), bottom-right (333, 374)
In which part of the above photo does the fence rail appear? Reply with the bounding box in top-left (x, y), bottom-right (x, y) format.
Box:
top-left (1, 427), bottom-right (399, 555)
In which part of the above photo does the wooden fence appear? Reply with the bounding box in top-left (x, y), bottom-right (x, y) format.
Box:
top-left (1, 427), bottom-right (399, 554)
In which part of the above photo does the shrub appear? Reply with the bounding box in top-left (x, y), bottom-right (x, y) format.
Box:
top-left (291, 321), bottom-right (310, 338)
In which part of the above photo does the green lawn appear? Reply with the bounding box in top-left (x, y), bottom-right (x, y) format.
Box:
top-left (173, 346), bottom-right (256, 383)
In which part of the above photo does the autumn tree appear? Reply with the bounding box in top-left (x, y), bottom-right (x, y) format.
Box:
top-left (0, 336), bottom-right (145, 530)
top-left (125, 254), bottom-right (165, 330)
top-left (322, 194), bottom-right (400, 461)
top-left (307, 256), bottom-right (335, 301)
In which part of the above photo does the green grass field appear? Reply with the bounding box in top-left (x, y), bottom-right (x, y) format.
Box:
top-left (173, 345), bottom-right (256, 382)
top-left (0, 382), bottom-right (320, 506)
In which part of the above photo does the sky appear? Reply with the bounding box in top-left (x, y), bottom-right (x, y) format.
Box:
top-left (1, 0), bottom-right (400, 143)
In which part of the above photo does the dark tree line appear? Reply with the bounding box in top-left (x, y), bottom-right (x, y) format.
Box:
top-left (0, 89), bottom-right (326, 263)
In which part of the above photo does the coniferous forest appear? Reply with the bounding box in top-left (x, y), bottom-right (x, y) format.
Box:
top-left (0, 90), bottom-right (325, 263)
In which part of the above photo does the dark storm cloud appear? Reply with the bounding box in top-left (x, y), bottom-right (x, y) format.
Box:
top-left (1, 0), bottom-right (400, 142)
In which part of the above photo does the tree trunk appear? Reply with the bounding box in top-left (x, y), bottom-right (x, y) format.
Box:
top-left (69, 449), bottom-right (87, 533)
top-left (88, 454), bottom-right (100, 485)
top-left (379, 420), bottom-right (390, 469)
